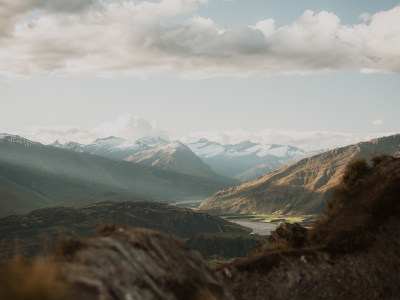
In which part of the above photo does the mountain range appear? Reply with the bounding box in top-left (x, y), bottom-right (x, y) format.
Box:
top-left (55, 136), bottom-right (308, 182)
top-left (0, 134), bottom-right (237, 217)
top-left (187, 139), bottom-right (308, 181)
top-left (199, 134), bottom-right (400, 215)
top-left (5, 131), bottom-right (397, 219)
top-left (57, 136), bottom-right (168, 161)
top-left (56, 136), bottom-right (237, 182)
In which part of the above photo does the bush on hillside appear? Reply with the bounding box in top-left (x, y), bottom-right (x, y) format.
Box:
top-left (308, 155), bottom-right (400, 255)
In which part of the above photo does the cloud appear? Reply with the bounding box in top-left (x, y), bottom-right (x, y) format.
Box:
top-left (22, 115), bottom-right (169, 144)
top-left (93, 115), bottom-right (170, 141)
top-left (14, 115), bottom-right (395, 151)
top-left (359, 13), bottom-right (372, 23)
top-left (0, 0), bottom-right (97, 36)
top-left (372, 119), bottom-right (384, 126)
top-left (0, 1), bottom-right (400, 77)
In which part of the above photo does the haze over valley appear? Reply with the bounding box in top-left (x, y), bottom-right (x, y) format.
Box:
top-left (1, 1), bottom-right (400, 299)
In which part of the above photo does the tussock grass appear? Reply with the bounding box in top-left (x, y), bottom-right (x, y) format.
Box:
top-left (308, 155), bottom-right (400, 255)
top-left (0, 255), bottom-right (67, 300)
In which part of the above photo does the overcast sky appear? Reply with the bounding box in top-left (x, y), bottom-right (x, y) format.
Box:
top-left (0, 0), bottom-right (399, 150)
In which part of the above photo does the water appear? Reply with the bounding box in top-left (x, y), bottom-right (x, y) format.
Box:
top-left (171, 199), bottom-right (204, 208)
top-left (230, 220), bottom-right (277, 235)
top-left (170, 199), bottom-right (277, 235)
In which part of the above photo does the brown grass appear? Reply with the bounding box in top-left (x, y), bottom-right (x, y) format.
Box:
top-left (0, 255), bottom-right (67, 300)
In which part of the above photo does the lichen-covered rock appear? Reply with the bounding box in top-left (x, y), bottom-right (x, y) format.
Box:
top-left (58, 225), bottom-right (231, 300)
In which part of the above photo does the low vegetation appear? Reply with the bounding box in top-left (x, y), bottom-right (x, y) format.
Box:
top-left (308, 155), bottom-right (399, 254)
top-left (0, 256), bottom-right (66, 300)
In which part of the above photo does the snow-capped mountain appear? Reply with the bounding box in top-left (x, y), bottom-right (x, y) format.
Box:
top-left (0, 133), bottom-right (40, 148)
top-left (187, 139), bottom-right (306, 180)
top-left (63, 141), bottom-right (85, 153)
top-left (55, 136), bottom-right (150, 160)
top-left (0, 133), bottom-right (241, 217)
top-left (136, 136), bottom-right (170, 148)
top-left (125, 140), bottom-right (237, 182)
top-left (54, 136), bottom-right (172, 161)
top-left (49, 136), bottom-right (237, 184)
top-left (187, 139), bottom-right (305, 159)
top-left (82, 136), bottom-right (151, 160)
top-left (50, 135), bottom-right (309, 182)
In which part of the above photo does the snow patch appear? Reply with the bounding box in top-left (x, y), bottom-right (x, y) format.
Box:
top-left (187, 140), bottom-right (225, 157)
top-left (188, 138), bottom-right (305, 159)
top-left (0, 134), bottom-right (39, 147)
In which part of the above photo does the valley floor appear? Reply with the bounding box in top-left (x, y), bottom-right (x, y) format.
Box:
top-left (172, 199), bottom-right (317, 233)
top-left (225, 220), bottom-right (277, 235)
top-left (220, 213), bottom-right (317, 227)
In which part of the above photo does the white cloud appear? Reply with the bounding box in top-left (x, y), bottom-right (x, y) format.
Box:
top-left (93, 115), bottom-right (170, 141)
top-left (13, 115), bottom-right (395, 151)
top-left (0, 0), bottom-right (97, 36)
top-left (0, 2), bottom-right (400, 77)
top-left (253, 19), bottom-right (275, 38)
top-left (21, 115), bottom-right (169, 144)
top-left (359, 13), bottom-right (371, 23)
top-left (372, 119), bottom-right (384, 126)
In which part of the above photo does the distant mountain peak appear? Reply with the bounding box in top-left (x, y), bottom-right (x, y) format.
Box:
top-left (137, 136), bottom-right (170, 148)
top-left (93, 136), bottom-right (126, 143)
top-left (197, 138), bottom-right (210, 143)
top-left (167, 140), bottom-right (188, 150)
top-left (0, 133), bottom-right (20, 139)
top-left (0, 133), bottom-right (39, 147)
top-left (238, 140), bottom-right (256, 146)
top-left (64, 141), bottom-right (83, 146)
top-left (50, 140), bottom-right (63, 148)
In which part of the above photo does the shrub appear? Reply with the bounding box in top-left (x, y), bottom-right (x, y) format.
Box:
top-left (341, 158), bottom-right (369, 187)
top-left (308, 156), bottom-right (400, 255)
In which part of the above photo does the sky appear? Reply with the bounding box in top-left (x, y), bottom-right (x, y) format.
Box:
top-left (0, 0), bottom-right (399, 151)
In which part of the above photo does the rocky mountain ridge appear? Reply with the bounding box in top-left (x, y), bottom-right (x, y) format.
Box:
top-left (125, 140), bottom-right (235, 182)
top-left (187, 139), bottom-right (308, 180)
top-left (54, 136), bottom-right (238, 184)
top-left (0, 135), bottom-right (237, 217)
top-left (199, 134), bottom-right (400, 215)
top-left (51, 135), bottom-right (309, 182)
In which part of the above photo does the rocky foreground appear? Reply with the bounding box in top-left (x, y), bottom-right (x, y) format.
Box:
top-left (1, 156), bottom-right (400, 299)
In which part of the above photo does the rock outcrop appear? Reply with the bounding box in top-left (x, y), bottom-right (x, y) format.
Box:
top-left (59, 226), bottom-right (232, 300)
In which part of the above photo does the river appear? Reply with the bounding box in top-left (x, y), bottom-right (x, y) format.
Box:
top-left (229, 220), bottom-right (277, 235)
